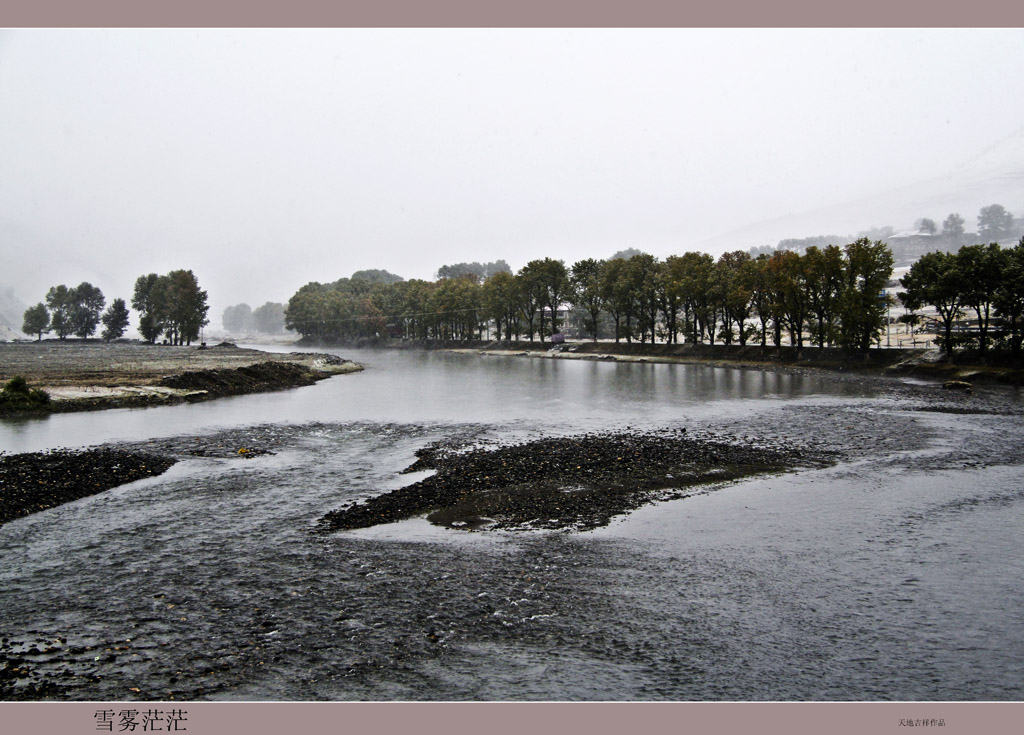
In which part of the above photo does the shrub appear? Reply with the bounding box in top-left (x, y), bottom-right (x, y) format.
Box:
top-left (0, 376), bottom-right (51, 412)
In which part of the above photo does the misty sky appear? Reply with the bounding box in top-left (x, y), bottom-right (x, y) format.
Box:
top-left (2, 28), bottom-right (1024, 322)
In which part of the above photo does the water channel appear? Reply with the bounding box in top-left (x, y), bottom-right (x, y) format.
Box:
top-left (1, 348), bottom-right (1023, 700)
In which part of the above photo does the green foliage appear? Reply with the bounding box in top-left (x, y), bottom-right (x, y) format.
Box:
top-left (837, 238), bottom-right (894, 351)
top-left (0, 375), bottom-right (51, 412)
top-left (44, 283), bottom-right (105, 339)
top-left (942, 213), bottom-right (965, 239)
top-left (900, 250), bottom-right (962, 355)
top-left (977, 204), bottom-right (1014, 242)
top-left (775, 235), bottom-right (845, 254)
top-left (350, 269), bottom-right (405, 286)
top-left (716, 251), bottom-right (753, 345)
top-left (132, 270), bottom-right (209, 344)
top-left (994, 239), bottom-right (1024, 357)
top-left (70, 282), bottom-right (105, 338)
top-left (45, 284), bottom-right (73, 339)
top-left (802, 245), bottom-right (845, 347)
top-left (132, 274), bottom-right (165, 343)
top-left (569, 258), bottom-right (606, 341)
top-left (956, 243), bottom-right (1007, 355)
top-left (521, 258), bottom-right (570, 340)
top-left (607, 248), bottom-right (644, 261)
top-left (22, 303), bottom-right (50, 340)
top-left (101, 298), bottom-right (131, 342)
top-left (222, 303), bottom-right (254, 333)
top-left (435, 261), bottom-right (509, 282)
top-left (283, 241), bottom-right (907, 353)
top-left (482, 271), bottom-right (522, 341)
top-left (252, 302), bottom-right (288, 334)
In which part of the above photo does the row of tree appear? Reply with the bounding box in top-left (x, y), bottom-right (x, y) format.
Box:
top-left (222, 302), bottom-right (288, 335)
top-left (900, 239), bottom-right (1024, 358)
top-left (914, 204), bottom-right (1018, 243)
top-left (21, 270), bottom-right (210, 345)
top-left (748, 204), bottom-right (1020, 262)
top-left (22, 283), bottom-right (129, 341)
top-left (285, 238), bottom-right (896, 351)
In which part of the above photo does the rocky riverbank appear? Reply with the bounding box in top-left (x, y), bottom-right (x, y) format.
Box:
top-left (0, 341), bottom-right (362, 416)
top-left (0, 448), bottom-right (177, 528)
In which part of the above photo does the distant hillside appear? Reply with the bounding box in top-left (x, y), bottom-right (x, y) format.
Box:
top-left (0, 287), bottom-right (27, 341)
top-left (696, 126), bottom-right (1024, 255)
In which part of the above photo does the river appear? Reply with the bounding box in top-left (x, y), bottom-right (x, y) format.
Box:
top-left (1, 347), bottom-right (1023, 701)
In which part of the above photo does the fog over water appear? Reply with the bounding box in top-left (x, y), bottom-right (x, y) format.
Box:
top-left (1, 28), bottom-right (1024, 324)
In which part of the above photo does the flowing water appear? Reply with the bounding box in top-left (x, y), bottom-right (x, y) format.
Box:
top-left (1, 348), bottom-right (1023, 701)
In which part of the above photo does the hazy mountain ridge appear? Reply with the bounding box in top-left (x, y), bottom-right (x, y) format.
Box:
top-left (0, 217), bottom-right (123, 339)
top-left (0, 286), bottom-right (27, 340)
top-left (697, 126), bottom-right (1024, 254)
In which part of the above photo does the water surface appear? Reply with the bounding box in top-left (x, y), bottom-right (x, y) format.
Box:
top-left (1, 348), bottom-right (1022, 701)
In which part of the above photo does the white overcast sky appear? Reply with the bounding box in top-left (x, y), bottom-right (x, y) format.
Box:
top-left (2, 28), bottom-right (1024, 318)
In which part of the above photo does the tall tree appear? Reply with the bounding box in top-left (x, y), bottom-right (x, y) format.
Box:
top-left (994, 238), bottom-right (1024, 360)
top-left (658, 257), bottom-right (684, 343)
top-left (132, 273), bottom-right (165, 343)
top-left (956, 242), bottom-right (1006, 356)
top-left (252, 302), bottom-right (287, 334)
top-left (162, 270), bottom-right (210, 345)
top-left (741, 255), bottom-right (777, 347)
top-left (132, 270), bottom-right (209, 345)
top-left (803, 245), bottom-right (845, 348)
top-left (101, 298), bottom-right (130, 342)
top-left (675, 252), bottom-right (716, 344)
top-left (716, 251), bottom-right (753, 346)
top-left (222, 303), bottom-right (253, 333)
top-left (526, 258), bottom-right (570, 341)
top-left (837, 238), bottom-right (894, 351)
top-left (22, 303), bottom-right (50, 341)
top-left (626, 253), bottom-right (662, 344)
top-left (569, 258), bottom-right (606, 342)
top-left (942, 212), bottom-right (966, 242)
top-left (45, 284), bottom-right (74, 339)
top-left (769, 250), bottom-right (808, 349)
top-left (599, 258), bottom-right (630, 343)
top-left (977, 204), bottom-right (1014, 242)
top-left (516, 261), bottom-right (553, 342)
top-left (899, 250), bottom-right (963, 357)
top-left (68, 282), bottom-right (105, 339)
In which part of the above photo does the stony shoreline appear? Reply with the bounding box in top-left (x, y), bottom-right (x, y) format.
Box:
top-left (0, 448), bottom-right (177, 528)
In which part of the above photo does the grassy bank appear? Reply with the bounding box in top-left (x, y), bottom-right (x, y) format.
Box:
top-left (0, 341), bottom-right (362, 416)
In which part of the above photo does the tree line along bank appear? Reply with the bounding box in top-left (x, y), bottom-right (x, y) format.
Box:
top-left (283, 237), bottom-right (1024, 362)
top-left (283, 240), bottom-right (893, 352)
top-left (21, 270), bottom-right (210, 346)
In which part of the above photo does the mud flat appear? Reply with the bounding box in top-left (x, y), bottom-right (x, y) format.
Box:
top-left (0, 341), bottom-right (361, 415)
